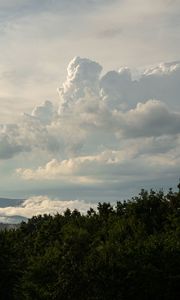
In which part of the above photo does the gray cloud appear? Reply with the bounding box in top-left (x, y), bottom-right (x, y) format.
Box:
top-left (0, 136), bottom-right (27, 159)
top-left (31, 100), bottom-right (56, 125)
top-left (114, 100), bottom-right (180, 138)
top-left (0, 124), bottom-right (31, 159)
top-left (17, 142), bottom-right (180, 187)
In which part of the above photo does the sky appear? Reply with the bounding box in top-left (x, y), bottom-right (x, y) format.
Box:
top-left (0, 0), bottom-right (180, 222)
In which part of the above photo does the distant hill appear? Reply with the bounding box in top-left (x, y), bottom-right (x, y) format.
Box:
top-left (0, 197), bottom-right (24, 208)
top-left (0, 198), bottom-right (27, 225)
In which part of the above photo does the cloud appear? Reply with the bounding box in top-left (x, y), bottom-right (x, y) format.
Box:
top-left (0, 196), bottom-right (95, 221)
top-left (114, 100), bottom-right (180, 138)
top-left (0, 136), bottom-right (27, 159)
top-left (0, 57), bottom-right (180, 198)
top-left (0, 0), bottom-right (180, 206)
top-left (59, 57), bottom-right (180, 115)
top-left (16, 154), bottom-right (107, 182)
top-left (1, 57), bottom-right (180, 163)
top-left (31, 100), bottom-right (56, 125)
top-left (0, 124), bottom-right (31, 159)
top-left (100, 61), bottom-right (180, 109)
top-left (16, 149), bottom-right (137, 181)
top-left (1, 0), bottom-right (180, 128)
top-left (17, 141), bottom-right (180, 185)
top-left (58, 56), bottom-right (102, 114)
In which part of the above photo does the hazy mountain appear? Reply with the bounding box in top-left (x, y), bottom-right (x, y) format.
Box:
top-left (0, 197), bottom-right (24, 208)
top-left (0, 198), bottom-right (27, 224)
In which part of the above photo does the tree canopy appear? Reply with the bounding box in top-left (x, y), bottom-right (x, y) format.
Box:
top-left (1, 186), bottom-right (180, 299)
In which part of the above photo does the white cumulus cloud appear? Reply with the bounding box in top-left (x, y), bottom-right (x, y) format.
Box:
top-left (0, 196), bottom-right (95, 221)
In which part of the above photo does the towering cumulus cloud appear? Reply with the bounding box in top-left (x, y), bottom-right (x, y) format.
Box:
top-left (58, 56), bottom-right (102, 113)
top-left (0, 57), bottom-right (180, 193)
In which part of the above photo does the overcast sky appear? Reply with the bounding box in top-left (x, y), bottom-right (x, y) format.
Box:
top-left (0, 0), bottom-right (180, 222)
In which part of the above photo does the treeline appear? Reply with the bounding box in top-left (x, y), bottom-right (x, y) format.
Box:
top-left (1, 187), bottom-right (180, 299)
top-left (0, 223), bottom-right (19, 231)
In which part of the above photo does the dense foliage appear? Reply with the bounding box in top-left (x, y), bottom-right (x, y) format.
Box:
top-left (1, 186), bottom-right (180, 299)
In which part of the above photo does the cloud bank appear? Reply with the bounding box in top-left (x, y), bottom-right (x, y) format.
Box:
top-left (0, 196), bottom-right (95, 223)
top-left (0, 56), bottom-right (180, 192)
